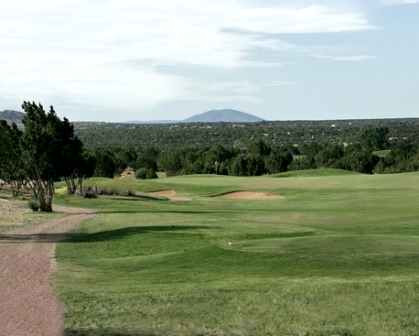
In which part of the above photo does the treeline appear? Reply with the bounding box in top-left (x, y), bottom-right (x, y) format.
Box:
top-left (86, 127), bottom-right (419, 178)
top-left (74, 118), bottom-right (419, 150)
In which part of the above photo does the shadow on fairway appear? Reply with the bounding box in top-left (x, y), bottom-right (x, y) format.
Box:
top-left (101, 210), bottom-right (236, 214)
top-left (70, 225), bottom-right (207, 243)
top-left (0, 225), bottom-right (207, 244)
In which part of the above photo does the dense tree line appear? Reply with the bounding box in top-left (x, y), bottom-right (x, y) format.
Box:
top-left (73, 119), bottom-right (419, 151)
top-left (86, 127), bottom-right (419, 178)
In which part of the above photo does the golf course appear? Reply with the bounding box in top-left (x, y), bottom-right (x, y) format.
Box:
top-left (49, 169), bottom-right (419, 335)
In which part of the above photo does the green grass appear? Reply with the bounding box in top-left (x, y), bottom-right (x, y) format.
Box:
top-left (373, 149), bottom-right (391, 157)
top-left (54, 171), bottom-right (419, 335)
top-left (272, 168), bottom-right (361, 178)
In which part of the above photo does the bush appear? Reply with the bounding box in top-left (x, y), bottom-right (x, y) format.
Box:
top-left (82, 185), bottom-right (98, 198)
top-left (99, 188), bottom-right (120, 196)
top-left (120, 189), bottom-right (137, 197)
top-left (135, 168), bottom-right (157, 180)
top-left (127, 189), bottom-right (137, 196)
top-left (28, 200), bottom-right (40, 212)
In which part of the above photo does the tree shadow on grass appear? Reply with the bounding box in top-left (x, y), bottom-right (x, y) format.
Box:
top-left (102, 195), bottom-right (169, 201)
top-left (101, 210), bottom-right (235, 214)
top-left (68, 225), bottom-right (207, 243)
top-left (0, 225), bottom-right (208, 244)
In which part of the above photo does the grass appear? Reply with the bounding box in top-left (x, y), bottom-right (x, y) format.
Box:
top-left (53, 170), bottom-right (419, 335)
top-left (272, 168), bottom-right (361, 178)
top-left (0, 193), bottom-right (63, 233)
top-left (373, 149), bottom-right (391, 157)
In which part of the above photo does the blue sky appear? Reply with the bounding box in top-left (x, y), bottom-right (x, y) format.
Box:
top-left (1, 0), bottom-right (418, 122)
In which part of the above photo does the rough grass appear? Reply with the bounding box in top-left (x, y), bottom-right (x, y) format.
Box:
top-left (0, 193), bottom-right (61, 233)
top-left (54, 171), bottom-right (419, 335)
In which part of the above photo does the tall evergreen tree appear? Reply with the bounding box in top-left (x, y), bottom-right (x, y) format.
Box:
top-left (20, 102), bottom-right (84, 212)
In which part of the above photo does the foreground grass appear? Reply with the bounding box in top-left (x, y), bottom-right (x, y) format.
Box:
top-left (54, 170), bottom-right (419, 335)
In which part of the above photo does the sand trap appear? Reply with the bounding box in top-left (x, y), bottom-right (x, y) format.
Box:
top-left (147, 189), bottom-right (177, 197)
top-left (217, 191), bottom-right (285, 200)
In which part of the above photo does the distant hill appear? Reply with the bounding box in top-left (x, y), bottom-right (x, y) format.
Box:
top-left (182, 109), bottom-right (263, 123)
top-left (125, 120), bottom-right (179, 124)
top-left (125, 109), bottom-right (264, 124)
top-left (0, 110), bottom-right (25, 126)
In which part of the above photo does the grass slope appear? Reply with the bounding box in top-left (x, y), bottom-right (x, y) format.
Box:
top-left (54, 172), bottom-right (419, 335)
top-left (271, 168), bottom-right (361, 178)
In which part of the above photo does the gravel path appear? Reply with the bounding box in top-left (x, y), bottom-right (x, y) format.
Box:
top-left (0, 205), bottom-right (98, 336)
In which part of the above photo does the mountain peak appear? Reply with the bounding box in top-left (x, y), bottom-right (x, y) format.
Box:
top-left (182, 109), bottom-right (263, 123)
top-left (0, 110), bottom-right (25, 125)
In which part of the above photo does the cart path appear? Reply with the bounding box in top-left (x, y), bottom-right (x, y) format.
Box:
top-left (0, 205), bottom-right (98, 336)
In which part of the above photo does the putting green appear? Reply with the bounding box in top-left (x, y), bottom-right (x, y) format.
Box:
top-left (233, 235), bottom-right (419, 255)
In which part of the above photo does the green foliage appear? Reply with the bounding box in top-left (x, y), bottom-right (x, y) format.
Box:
top-left (157, 149), bottom-right (183, 177)
top-left (27, 199), bottom-right (40, 211)
top-left (230, 154), bottom-right (266, 176)
top-left (92, 148), bottom-right (117, 178)
top-left (114, 147), bottom-right (138, 170)
top-left (135, 146), bottom-right (159, 171)
top-left (315, 144), bottom-right (344, 168)
top-left (74, 118), bottom-right (418, 151)
top-left (20, 102), bottom-right (84, 211)
top-left (339, 150), bottom-right (379, 174)
top-left (360, 127), bottom-right (389, 151)
top-left (135, 168), bottom-right (157, 180)
top-left (247, 138), bottom-right (271, 157)
top-left (374, 141), bottom-right (419, 174)
top-left (288, 156), bottom-right (316, 171)
top-left (265, 146), bottom-right (293, 174)
top-left (0, 120), bottom-right (25, 196)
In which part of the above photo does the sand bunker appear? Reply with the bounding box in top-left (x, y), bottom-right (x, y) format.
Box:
top-left (217, 191), bottom-right (285, 200)
top-left (147, 189), bottom-right (177, 197)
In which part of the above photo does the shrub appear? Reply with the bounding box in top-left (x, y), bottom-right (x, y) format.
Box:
top-left (135, 168), bottom-right (157, 180)
top-left (127, 189), bottom-right (137, 196)
top-left (28, 200), bottom-right (40, 212)
top-left (82, 185), bottom-right (98, 199)
top-left (146, 170), bottom-right (158, 179)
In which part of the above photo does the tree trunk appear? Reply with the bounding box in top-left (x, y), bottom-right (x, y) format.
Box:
top-left (64, 177), bottom-right (77, 194)
top-left (27, 177), bottom-right (54, 212)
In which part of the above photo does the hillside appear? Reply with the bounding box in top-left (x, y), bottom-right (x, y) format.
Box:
top-left (182, 109), bottom-right (263, 123)
top-left (0, 110), bottom-right (25, 125)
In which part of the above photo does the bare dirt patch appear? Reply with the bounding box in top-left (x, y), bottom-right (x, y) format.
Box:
top-left (0, 203), bottom-right (98, 336)
top-left (217, 191), bottom-right (285, 200)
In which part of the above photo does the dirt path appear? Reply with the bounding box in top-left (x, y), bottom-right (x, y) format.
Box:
top-left (0, 205), bottom-right (98, 336)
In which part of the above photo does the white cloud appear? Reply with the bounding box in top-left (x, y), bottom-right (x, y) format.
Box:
top-left (0, 0), bottom-right (375, 118)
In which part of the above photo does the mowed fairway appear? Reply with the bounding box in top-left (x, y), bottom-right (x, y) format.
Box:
top-left (54, 171), bottom-right (419, 336)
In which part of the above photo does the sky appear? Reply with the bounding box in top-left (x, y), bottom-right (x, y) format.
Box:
top-left (1, 0), bottom-right (419, 122)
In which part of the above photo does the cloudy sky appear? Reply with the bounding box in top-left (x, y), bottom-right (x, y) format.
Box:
top-left (1, 0), bottom-right (418, 122)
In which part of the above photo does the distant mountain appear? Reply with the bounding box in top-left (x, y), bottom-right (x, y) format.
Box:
top-left (0, 110), bottom-right (25, 125)
top-left (125, 120), bottom-right (179, 124)
top-left (182, 109), bottom-right (263, 123)
top-left (123, 109), bottom-right (263, 124)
